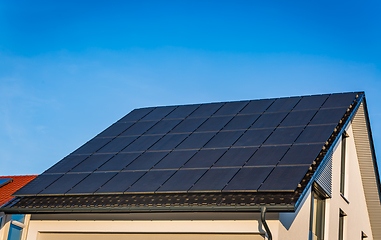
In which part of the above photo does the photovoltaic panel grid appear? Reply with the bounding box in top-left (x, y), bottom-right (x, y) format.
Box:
top-left (14, 92), bottom-right (361, 196)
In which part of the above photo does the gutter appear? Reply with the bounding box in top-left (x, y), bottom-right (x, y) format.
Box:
top-left (261, 206), bottom-right (272, 240)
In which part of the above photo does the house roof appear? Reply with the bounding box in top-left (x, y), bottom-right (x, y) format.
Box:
top-left (1, 92), bottom-right (364, 213)
top-left (0, 175), bottom-right (37, 207)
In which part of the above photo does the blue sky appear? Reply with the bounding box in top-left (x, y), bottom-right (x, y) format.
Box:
top-left (0, 0), bottom-right (381, 175)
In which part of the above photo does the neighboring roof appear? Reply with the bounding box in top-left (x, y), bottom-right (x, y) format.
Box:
top-left (0, 175), bottom-right (37, 206)
top-left (2, 92), bottom-right (366, 213)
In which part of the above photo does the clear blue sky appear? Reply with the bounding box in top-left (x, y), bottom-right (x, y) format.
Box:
top-left (0, 0), bottom-right (380, 175)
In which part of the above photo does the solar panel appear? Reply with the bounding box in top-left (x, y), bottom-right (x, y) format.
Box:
top-left (239, 99), bottom-right (274, 115)
top-left (144, 119), bottom-right (183, 135)
top-left (118, 107), bottom-right (154, 122)
top-left (96, 136), bottom-right (138, 153)
top-left (245, 145), bottom-right (289, 166)
top-left (124, 151), bottom-right (169, 170)
top-left (321, 92), bottom-right (357, 109)
top-left (156, 169), bottom-right (207, 192)
top-left (96, 153), bottom-right (141, 172)
top-left (97, 122), bottom-right (135, 138)
top-left (279, 110), bottom-right (317, 127)
top-left (148, 133), bottom-right (189, 151)
top-left (120, 121), bottom-right (157, 136)
top-left (265, 97), bottom-right (300, 113)
top-left (278, 144), bottom-right (323, 166)
top-left (309, 108), bottom-right (347, 125)
top-left (13, 174), bottom-right (63, 196)
top-left (263, 127), bottom-right (304, 145)
top-left (67, 172), bottom-right (117, 194)
top-left (232, 128), bottom-right (274, 147)
top-left (223, 167), bottom-right (274, 191)
top-left (121, 135), bottom-right (163, 152)
top-left (213, 147), bottom-right (257, 167)
top-left (249, 112), bottom-right (288, 129)
top-left (153, 150), bottom-right (197, 170)
top-left (213, 101), bottom-right (248, 116)
top-left (126, 170), bottom-right (176, 193)
top-left (176, 132), bottom-right (216, 150)
top-left (96, 171), bottom-right (146, 194)
top-left (259, 166), bottom-right (309, 191)
top-left (195, 116), bottom-right (234, 132)
top-left (182, 149), bottom-right (226, 169)
top-left (295, 124), bottom-right (336, 144)
top-left (164, 104), bottom-right (200, 119)
top-left (72, 138), bottom-right (113, 155)
top-left (0, 178), bottom-right (12, 188)
top-left (69, 154), bottom-right (115, 173)
top-left (45, 155), bottom-right (90, 174)
top-left (222, 114), bottom-right (260, 130)
top-left (169, 118), bottom-right (207, 133)
top-left (189, 168), bottom-right (239, 192)
top-left (293, 94), bottom-right (329, 111)
top-left (203, 130), bottom-right (244, 148)
top-left (188, 102), bottom-right (224, 118)
top-left (39, 173), bottom-right (89, 195)
top-left (141, 106), bottom-right (177, 121)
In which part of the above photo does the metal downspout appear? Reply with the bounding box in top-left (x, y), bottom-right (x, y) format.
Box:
top-left (261, 207), bottom-right (272, 240)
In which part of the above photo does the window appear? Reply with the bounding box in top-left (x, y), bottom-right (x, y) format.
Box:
top-left (6, 214), bottom-right (25, 240)
top-left (338, 210), bottom-right (346, 240)
top-left (310, 190), bottom-right (326, 240)
top-left (340, 132), bottom-right (349, 195)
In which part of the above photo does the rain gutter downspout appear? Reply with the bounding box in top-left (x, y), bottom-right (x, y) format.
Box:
top-left (261, 206), bottom-right (272, 240)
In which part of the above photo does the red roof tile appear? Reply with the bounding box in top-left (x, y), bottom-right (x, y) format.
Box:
top-left (0, 175), bottom-right (37, 206)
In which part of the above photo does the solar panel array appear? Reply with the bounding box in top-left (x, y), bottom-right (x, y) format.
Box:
top-left (14, 92), bottom-right (359, 196)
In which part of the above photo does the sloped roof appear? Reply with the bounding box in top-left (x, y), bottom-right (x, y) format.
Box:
top-left (0, 175), bottom-right (37, 206)
top-left (2, 92), bottom-right (363, 212)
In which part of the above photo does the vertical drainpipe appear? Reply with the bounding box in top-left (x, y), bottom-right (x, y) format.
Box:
top-left (261, 207), bottom-right (273, 240)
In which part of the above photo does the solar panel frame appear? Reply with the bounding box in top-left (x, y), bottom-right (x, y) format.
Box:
top-left (123, 151), bottom-right (170, 171)
top-left (203, 130), bottom-right (245, 149)
top-left (13, 174), bottom-right (64, 196)
top-left (258, 166), bottom-right (310, 191)
top-left (222, 114), bottom-right (261, 130)
top-left (265, 97), bottom-right (301, 113)
top-left (69, 154), bottom-right (115, 173)
top-left (44, 155), bottom-right (91, 174)
top-left (223, 167), bottom-right (274, 191)
top-left (249, 112), bottom-right (289, 129)
top-left (187, 102), bottom-right (224, 118)
top-left (169, 117), bottom-right (207, 134)
top-left (278, 144), bottom-right (323, 166)
top-left (189, 168), bottom-right (240, 192)
top-left (121, 135), bottom-right (163, 152)
top-left (213, 147), bottom-right (258, 167)
top-left (141, 106), bottom-right (177, 121)
top-left (96, 122), bottom-right (135, 138)
top-left (156, 169), bottom-right (208, 192)
top-left (164, 104), bottom-right (200, 119)
top-left (232, 128), bottom-right (274, 148)
top-left (66, 172), bottom-right (117, 194)
top-left (176, 132), bottom-right (217, 150)
top-left (144, 119), bottom-right (183, 135)
top-left (309, 107), bottom-right (348, 125)
top-left (213, 101), bottom-right (249, 116)
top-left (182, 149), bottom-right (227, 169)
top-left (120, 121), bottom-right (158, 136)
top-left (239, 99), bottom-right (275, 115)
top-left (195, 116), bottom-right (234, 132)
top-left (96, 152), bottom-right (141, 172)
top-left (279, 110), bottom-right (317, 127)
top-left (118, 107), bottom-right (155, 122)
top-left (152, 150), bottom-right (198, 170)
top-left (295, 124), bottom-right (336, 144)
top-left (263, 127), bottom-right (304, 146)
top-left (148, 133), bottom-right (189, 151)
top-left (292, 94), bottom-right (329, 111)
top-left (245, 145), bottom-right (290, 166)
top-left (321, 92), bottom-right (357, 109)
top-left (72, 138), bottom-right (113, 155)
top-left (39, 173), bottom-right (89, 195)
top-left (125, 170), bottom-right (176, 193)
top-left (96, 136), bottom-right (138, 153)
top-left (95, 171), bottom-right (146, 194)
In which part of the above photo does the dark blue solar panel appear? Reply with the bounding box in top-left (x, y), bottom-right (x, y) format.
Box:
top-left (203, 130), bottom-right (244, 148)
top-left (169, 118), bottom-right (207, 133)
top-left (148, 134), bottom-right (189, 151)
top-left (232, 128), bottom-right (274, 147)
top-left (156, 169), bottom-right (207, 192)
top-left (245, 146), bottom-right (289, 166)
top-left (120, 121), bottom-right (157, 136)
top-left (72, 138), bottom-right (112, 155)
top-left (13, 174), bottom-right (63, 196)
top-left (196, 116), bottom-right (234, 132)
top-left (309, 108), bottom-right (347, 125)
top-left (67, 172), bottom-right (117, 194)
top-left (176, 132), bottom-right (216, 150)
top-left (96, 136), bottom-right (138, 153)
top-left (144, 119), bottom-right (182, 135)
top-left (118, 107), bottom-right (154, 122)
top-left (124, 151), bottom-right (169, 170)
top-left (249, 112), bottom-right (288, 129)
top-left (121, 135), bottom-right (163, 152)
top-left (222, 114), bottom-right (261, 130)
top-left (190, 168), bottom-right (239, 192)
top-left (295, 124), bottom-right (336, 144)
top-left (265, 97), bottom-right (300, 112)
top-left (321, 92), bottom-right (357, 109)
top-left (96, 171), bottom-right (146, 194)
top-left (126, 170), bottom-right (176, 193)
top-left (293, 95), bottom-right (329, 111)
top-left (39, 173), bottom-right (89, 195)
top-left (45, 155), bottom-right (90, 174)
top-left (214, 147), bottom-right (257, 167)
top-left (153, 150), bottom-right (197, 170)
top-left (96, 153), bottom-right (141, 172)
top-left (278, 144), bottom-right (323, 166)
top-left (279, 110), bottom-right (317, 127)
top-left (213, 101), bottom-right (248, 116)
top-left (259, 166), bottom-right (309, 191)
top-left (164, 104), bottom-right (200, 119)
top-left (182, 149), bottom-right (226, 169)
top-left (263, 127), bottom-right (304, 145)
top-left (223, 167), bottom-right (274, 191)
top-left (188, 102), bottom-right (224, 118)
top-left (141, 106), bottom-right (177, 121)
top-left (239, 99), bottom-right (274, 115)
top-left (69, 154), bottom-right (114, 173)
top-left (0, 178), bottom-right (12, 188)
top-left (97, 122), bottom-right (135, 138)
